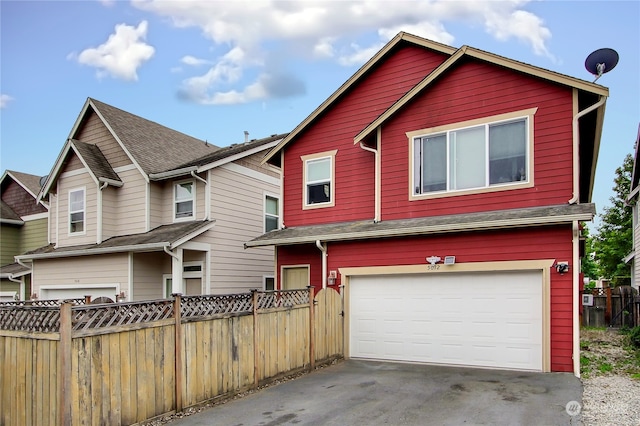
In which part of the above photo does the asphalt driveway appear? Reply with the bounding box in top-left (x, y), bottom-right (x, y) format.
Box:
top-left (170, 360), bottom-right (582, 426)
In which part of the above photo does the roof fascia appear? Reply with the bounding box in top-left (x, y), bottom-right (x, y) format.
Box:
top-left (69, 141), bottom-right (101, 187)
top-left (170, 220), bottom-right (216, 249)
top-left (354, 46), bottom-right (468, 144)
top-left (261, 32), bottom-right (457, 164)
top-left (245, 210), bottom-right (594, 248)
top-left (198, 140), bottom-right (281, 172)
top-left (83, 99), bottom-right (150, 183)
top-left (1, 218), bottom-right (24, 225)
top-left (16, 242), bottom-right (169, 261)
top-left (149, 166), bottom-right (198, 181)
top-left (37, 139), bottom-right (74, 203)
top-left (586, 100), bottom-right (607, 202)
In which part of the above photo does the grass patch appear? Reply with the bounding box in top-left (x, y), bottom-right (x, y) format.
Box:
top-left (580, 327), bottom-right (640, 379)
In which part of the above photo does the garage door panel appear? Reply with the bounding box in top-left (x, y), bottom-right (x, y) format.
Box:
top-left (349, 271), bottom-right (543, 371)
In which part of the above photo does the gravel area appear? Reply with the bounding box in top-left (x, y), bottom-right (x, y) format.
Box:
top-left (581, 328), bottom-right (640, 426)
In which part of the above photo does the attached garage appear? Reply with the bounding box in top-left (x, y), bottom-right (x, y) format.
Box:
top-left (348, 270), bottom-right (543, 371)
top-left (40, 284), bottom-right (119, 302)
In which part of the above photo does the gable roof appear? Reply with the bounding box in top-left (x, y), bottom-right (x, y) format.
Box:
top-left (262, 31), bottom-right (609, 164)
top-left (16, 220), bottom-right (215, 261)
top-left (73, 98), bottom-right (220, 175)
top-left (39, 139), bottom-right (123, 201)
top-left (0, 200), bottom-right (23, 224)
top-left (1, 170), bottom-right (44, 199)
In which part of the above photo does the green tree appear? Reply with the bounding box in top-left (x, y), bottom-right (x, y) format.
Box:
top-left (593, 153), bottom-right (633, 284)
top-left (581, 223), bottom-right (599, 281)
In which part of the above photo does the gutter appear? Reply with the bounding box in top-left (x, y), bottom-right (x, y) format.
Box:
top-left (316, 240), bottom-right (327, 289)
top-left (149, 166), bottom-right (198, 181)
top-left (569, 95), bottom-right (607, 204)
top-left (359, 138), bottom-right (381, 223)
top-left (190, 171), bottom-right (209, 220)
top-left (16, 242), bottom-right (170, 261)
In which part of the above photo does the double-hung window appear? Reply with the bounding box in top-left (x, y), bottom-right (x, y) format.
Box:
top-left (265, 195), bottom-right (279, 232)
top-left (69, 187), bottom-right (85, 234)
top-left (174, 181), bottom-right (194, 220)
top-left (302, 150), bottom-right (337, 209)
top-left (412, 112), bottom-right (531, 196)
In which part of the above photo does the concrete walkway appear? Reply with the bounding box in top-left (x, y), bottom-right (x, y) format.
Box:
top-left (169, 360), bottom-right (582, 425)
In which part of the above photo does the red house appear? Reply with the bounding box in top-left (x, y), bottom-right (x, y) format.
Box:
top-left (246, 32), bottom-right (608, 375)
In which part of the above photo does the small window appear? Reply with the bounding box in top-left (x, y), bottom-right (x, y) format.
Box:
top-left (69, 188), bottom-right (85, 234)
top-left (175, 181), bottom-right (194, 220)
top-left (302, 150), bottom-right (336, 209)
top-left (265, 195), bottom-right (279, 232)
top-left (264, 276), bottom-right (275, 291)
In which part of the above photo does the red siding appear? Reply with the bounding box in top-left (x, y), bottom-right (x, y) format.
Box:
top-left (283, 44), bottom-right (450, 227)
top-left (381, 59), bottom-right (574, 220)
top-left (277, 225), bottom-right (575, 372)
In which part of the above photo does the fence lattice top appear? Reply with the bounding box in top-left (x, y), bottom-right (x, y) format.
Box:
top-left (0, 290), bottom-right (311, 333)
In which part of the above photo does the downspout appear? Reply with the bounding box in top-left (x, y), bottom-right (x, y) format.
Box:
top-left (191, 171), bottom-right (208, 220)
top-left (164, 246), bottom-right (183, 296)
top-left (572, 220), bottom-right (581, 377)
top-left (569, 95), bottom-right (607, 204)
top-left (359, 137), bottom-right (381, 223)
top-left (316, 240), bottom-right (327, 289)
top-left (97, 181), bottom-right (108, 243)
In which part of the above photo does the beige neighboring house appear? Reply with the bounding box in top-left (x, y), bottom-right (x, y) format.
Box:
top-left (0, 170), bottom-right (49, 300)
top-left (16, 98), bottom-right (283, 302)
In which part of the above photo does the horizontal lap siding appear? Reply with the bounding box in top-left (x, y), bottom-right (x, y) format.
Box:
top-left (133, 252), bottom-right (170, 300)
top-left (278, 225), bottom-right (575, 371)
top-left (113, 169), bottom-right (148, 236)
top-left (381, 59), bottom-right (574, 220)
top-left (56, 170), bottom-right (97, 247)
top-left (76, 111), bottom-right (133, 169)
top-left (284, 45), bottom-right (449, 227)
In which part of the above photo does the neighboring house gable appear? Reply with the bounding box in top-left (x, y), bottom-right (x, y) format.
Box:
top-left (248, 32), bottom-right (609, 375)
top-left (18, 98), bottom-right (283, 302)
top-left (0, 170), bottom-right (49, 300)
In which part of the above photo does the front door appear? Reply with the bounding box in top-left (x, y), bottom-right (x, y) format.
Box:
top-left (282, 266), bottom-right (309, 290)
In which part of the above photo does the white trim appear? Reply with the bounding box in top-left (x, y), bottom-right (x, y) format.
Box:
top-left (3, 171), bottom-right (39, 199)
top-left (173, 179), bottom-right (196, 222)
top-left (219, 163), bottom-right (280, 186)
top-left (145, 182), bottom-right (151, 232)
top-left (572, 221), bottom-right (580, 377)
top-left (128, 252), bottom-right (133, 302)
top-left (205, 169), bottom-right (212, 220)
top-left (280, 264), bottom-right (311, 290)
top-left (17, 242), bottom-right (169, 260)
top-left (179, 241), bottom-right (210, 251)
top-left (113, 164), bottom-right (137, 173)
top-left (68, 186), bottom-right (86, 236)
top-left (301, 150), bottom-right (337, 210)
top-left (21, 212), bottom-right (49, 221)
top-left (183, 261), bottom-right (204, 279)
top-left (263, 275), bottom-right (275, 291)
top-left (60, 168), bottom-right (88, 179)
top-left (264, 191), bottom-right (280, 233)
top-left (197, 139), bottom-right (282, 172)
top-left (171, 221), bottom-right (216, 249)
top-left (39, 283), bottom-right (120, 293)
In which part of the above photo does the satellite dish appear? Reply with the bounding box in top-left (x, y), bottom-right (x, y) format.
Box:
top-left (39, 175), bottom-right (48, 188)
top-left (585, 48), bottom-right (619, 82)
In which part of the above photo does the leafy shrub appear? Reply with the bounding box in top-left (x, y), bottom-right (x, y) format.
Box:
top-left (628, 326), bottom-right (640, 349)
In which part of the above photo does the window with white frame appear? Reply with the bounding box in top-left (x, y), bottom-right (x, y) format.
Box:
top-left (302, 150), bottom-right (336, 208)
top-left (174, 181), bottom-right (194, 219)
top-left (265, 195), bottom-right (279, 232)
top-left (69, 188), bottom-right (85, 234)
top-left (413, 116), bottom-right (529, 195)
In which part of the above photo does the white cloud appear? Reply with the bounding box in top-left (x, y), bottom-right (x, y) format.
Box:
top-left (0, 94), bottom-right (14, 109)
top-left (132, 0), bottom-right (553, 104)
top-left (181, 55), bottom-right (212, 66)
top-left (69, 21), bottom-right (155, 81)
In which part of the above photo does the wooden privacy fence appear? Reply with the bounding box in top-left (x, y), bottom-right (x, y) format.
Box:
top-left (582, 286), bottom-right (640, 328)
top-left (0, 288), bottom-right (343, 426)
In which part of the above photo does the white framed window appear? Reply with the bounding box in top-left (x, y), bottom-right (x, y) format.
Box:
top-left (264, 276), bottom-right (275, 291)
top-left (265, 194), bottom-right (279, 232)
top-left (174, 180), bottom-right (195, 220)
top-left (409, 109), bottom-right (535, 199)
top-left (69, 187), bottom-right (85, 235)
top-left (302, 150), bottom-right (337, 209)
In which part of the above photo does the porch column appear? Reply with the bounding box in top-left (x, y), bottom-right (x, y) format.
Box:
top-left (171, 248), bottom-right (184, 294)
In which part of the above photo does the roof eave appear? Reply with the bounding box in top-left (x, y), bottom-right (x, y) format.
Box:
top-left (16, 242), bottom-right (170, 261)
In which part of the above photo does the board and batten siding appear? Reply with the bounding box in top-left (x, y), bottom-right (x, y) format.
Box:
top-left (55, 170), bottom-right (97, 248)
top-left (132, 252), bottom-right (171, 300)
top-left (75, 110), bottom-right (133, 169)
top-left (283, 44), bottom-right (449, 228)
top-left (380, 58), bottom-right (574, 220)
top-left (32, 253), bottom-right (128, 295)
top-left (204, 164), bottom-right (277, 293)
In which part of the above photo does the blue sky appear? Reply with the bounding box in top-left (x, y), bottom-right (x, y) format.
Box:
top-left (1, 0), bottom-right (638, 223)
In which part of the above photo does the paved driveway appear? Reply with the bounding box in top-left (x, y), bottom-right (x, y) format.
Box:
top-left (170, 360), bottom-right (582, 426)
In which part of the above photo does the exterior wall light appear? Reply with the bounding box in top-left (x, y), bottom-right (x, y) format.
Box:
top-left (555, 262), bottom-right (570, 274)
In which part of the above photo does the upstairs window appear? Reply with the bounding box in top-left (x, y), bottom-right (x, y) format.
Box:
top-left (412, 114), bottom-right (530, 197)
top-left (174, 181), bottom-right (194, 220)
top-left (302, 150), bottom-right (337, 209)
top-left (265, 195), bottom-right (279, 232)
top-left (69, 188), bottom-right (85, 234)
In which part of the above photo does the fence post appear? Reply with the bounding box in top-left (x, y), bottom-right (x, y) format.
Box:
top-left (309, 286), bottom-right (315, 371)
top-left (605, 286), bottom-right (612, 325)
top-left (58, 302), bottom-right (72, 426)
top-left (173, 294), bottom-right (183, 413)
top-left (252, 290), bottom-right (259, 388)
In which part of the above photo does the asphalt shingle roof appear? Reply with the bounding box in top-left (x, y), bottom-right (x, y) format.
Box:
top-left (0, 200), bottom-right (22, 222)
top-left (89, 98), bottom-right (220, 174)
top-left (71, 140), bottom-right (122, 183)
top-left (5, 170), bottom-right (43, 196)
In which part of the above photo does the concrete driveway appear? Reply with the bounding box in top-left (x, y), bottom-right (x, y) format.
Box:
top-left (170, 360), bottom-right (582, 426)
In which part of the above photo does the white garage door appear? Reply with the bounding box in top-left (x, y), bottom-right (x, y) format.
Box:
top-left (40, 286), bottom-right (118, 302)
top-left (349, 271), bottom-right (542, 371)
